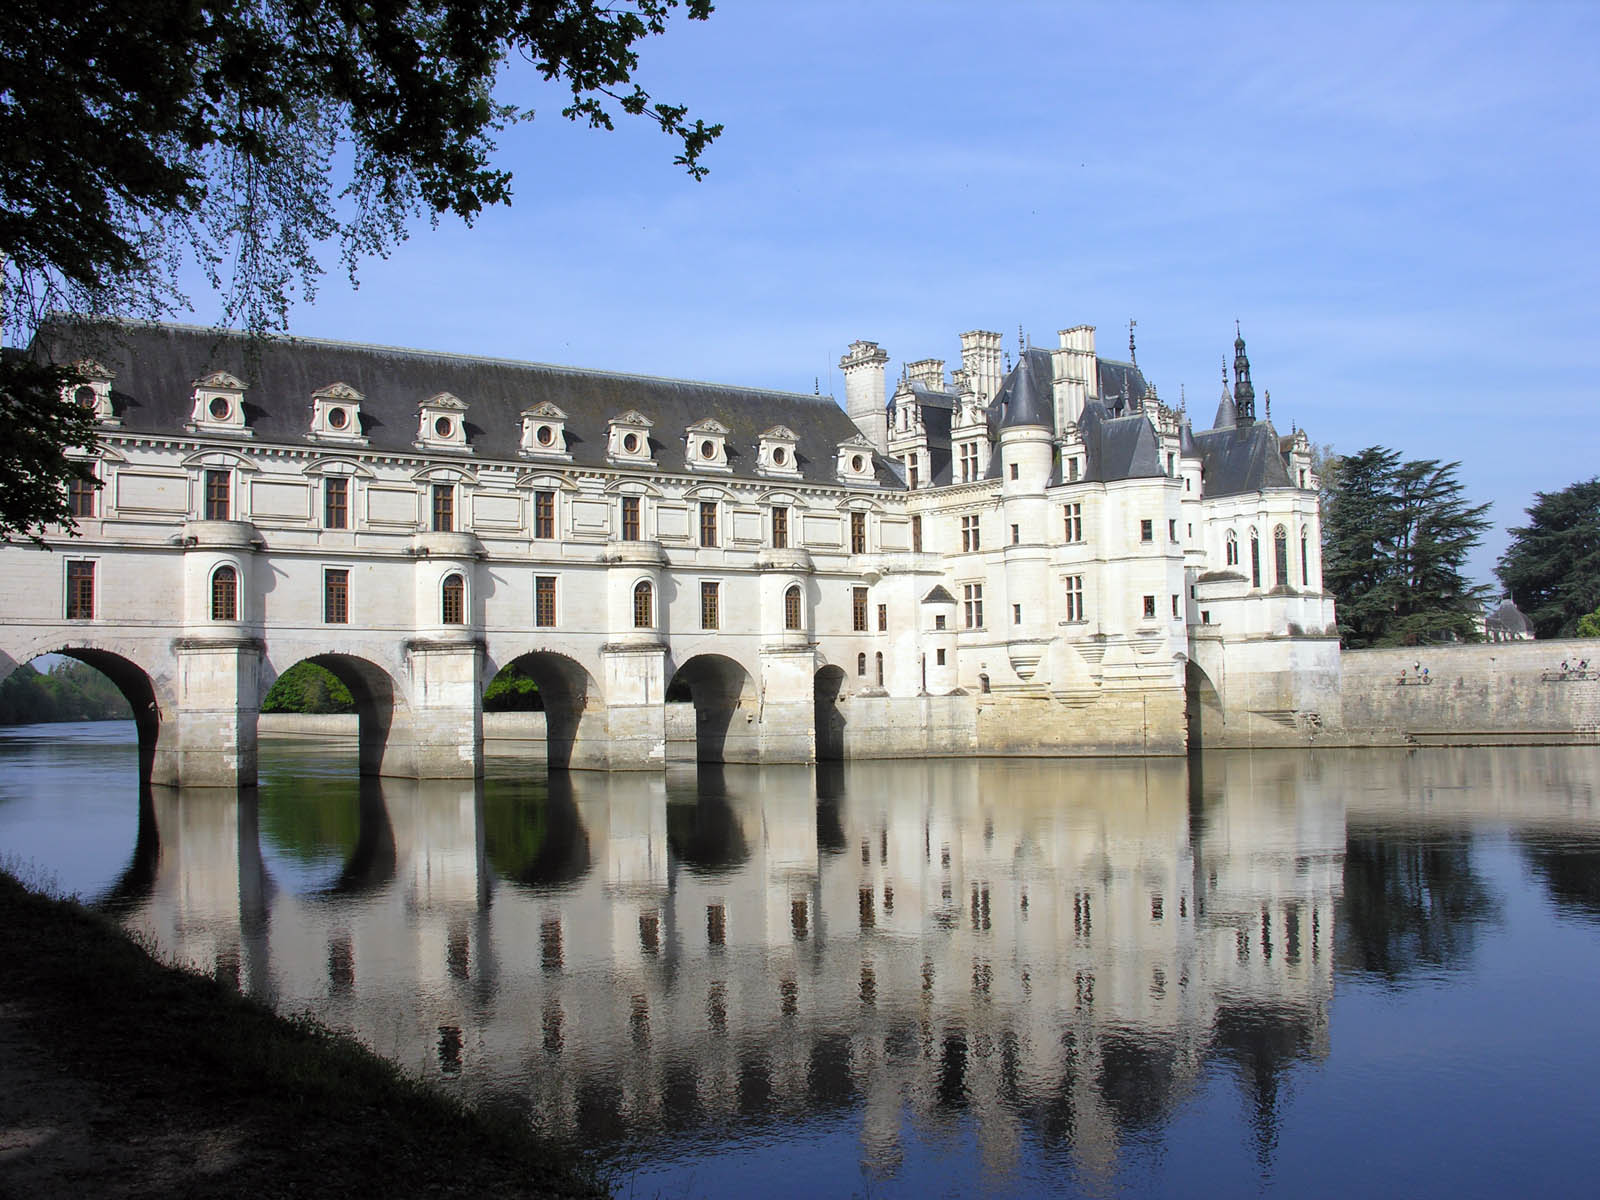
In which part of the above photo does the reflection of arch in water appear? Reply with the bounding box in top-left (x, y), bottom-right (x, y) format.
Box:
top-left (321, 777), bottom-right (398, 896)
top-left (665, 654), bottom-right (756, 763)
top-left (1184, 658), bottom-right (1223, 752)
top-left (813, 664), bottom-right (847, 762)
top-left (666, 787), bottom-right (750, 876)
top-left (0, 645), bottom-right (164, 783)
top-left (261, 652), bottom-right (412, 777)
top-left (482, 772), bottom-right (592, 888)
top-left (99, 786), bottom-right (162, 911)
top-left (484, 651), bottom-right (604, 770)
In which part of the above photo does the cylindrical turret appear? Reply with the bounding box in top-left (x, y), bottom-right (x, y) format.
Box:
top-left (840, 340), bottom-right (890, 453)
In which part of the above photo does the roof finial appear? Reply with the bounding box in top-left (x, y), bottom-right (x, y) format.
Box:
top-left (1232, 324), bottom-right (1256, 422)
top-left (1129, 317), bottom-right (1138, 366)
top-left (1264, 389), bottom-right (1271, 422)
top-left (814, 376), bottom-right (820, 395)
top-left (1018, 324), bottom-right (1026, 357)
top-left (1179, 382), bottom-right (1186, 413)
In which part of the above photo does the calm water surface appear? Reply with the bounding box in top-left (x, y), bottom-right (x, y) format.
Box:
top-left (3, 723), bottom-right (1600, 1198)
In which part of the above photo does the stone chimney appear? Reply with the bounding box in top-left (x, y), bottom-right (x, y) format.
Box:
top-left (1052, 324), bottom-right (1097, 432)
top-left (840, 340), bottom-right (890, 453)
top-left (906, 358), bottom-right (945, 392)
top-left (959, 330), bottom-right (1004, 403)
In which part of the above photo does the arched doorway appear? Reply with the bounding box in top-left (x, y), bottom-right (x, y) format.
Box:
top-left (665, 654), bottom-right (756, 764)
top-left (484, 651), bottom-right (602, 770)
top-left (261, 653), bottom-right (408, 777)
top-left (813, 665), bottom-right (846, 762)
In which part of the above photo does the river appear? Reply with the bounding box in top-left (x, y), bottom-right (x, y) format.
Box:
top-left (2, 722), bottom-right (1599, 1198)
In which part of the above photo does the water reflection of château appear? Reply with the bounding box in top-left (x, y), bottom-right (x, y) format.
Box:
top-left (107, 749), bottom-right (1597, 1179)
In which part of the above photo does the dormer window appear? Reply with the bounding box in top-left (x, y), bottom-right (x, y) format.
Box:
top-left (520, 402), bottom-right (571, 459)
top-left (189, 371), bottom-right (251, 437)
top-left (685, 418), bottom-right (730, 472)
top-left (835, 434), bottom-right (878, 486)
top-left (758, 425), bottom-right (801, 478)
top-left (63, 360), bottom-right (119, 426)
top-left (310, 382), bottom-right (368, 445)
top-left (606, 411), bottom-right (655, 466)
top-left (417, 392), bottom-right (470, 453)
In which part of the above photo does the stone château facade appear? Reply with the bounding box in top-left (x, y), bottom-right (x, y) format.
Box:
top-left (0, 318), bottom-right (1339, 784)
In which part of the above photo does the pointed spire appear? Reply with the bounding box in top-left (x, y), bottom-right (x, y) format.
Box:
top-left (1232, 323), bottom-right (1256, 423)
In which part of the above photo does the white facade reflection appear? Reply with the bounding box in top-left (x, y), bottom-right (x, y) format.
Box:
top-left (113, 748), bottom-right (1600, 1179)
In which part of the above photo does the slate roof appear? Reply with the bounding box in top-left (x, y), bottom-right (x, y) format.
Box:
top-left (1190, 421), bottom-right (1293, 497)
top-left (34, 320), bottom-right (900, 488)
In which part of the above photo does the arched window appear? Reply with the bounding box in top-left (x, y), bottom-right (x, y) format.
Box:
top-left (1300, 527), bottom-right (1310, 586)
top-left (784, 584), bottom-right (802, 630)
top-left (210, 565), bottom-right (237, 621)
top-left (441, 573), bottom-right (465, 624)
top-left (1225, 529), bottom-right (1239, 567)
top-left (875, 652), bottom-right (884, 686)
top-left (1250, 529), bottom-right (1261, 589)
top-left (1273, 525), bottom-right (1289, 587)
top-left (857, 653), bottom-right (867, 677)
top-left (633, 580), bottom-right (654, 628)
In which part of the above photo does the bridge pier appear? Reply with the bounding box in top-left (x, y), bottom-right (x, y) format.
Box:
top-left (157, 638), bottom-right (263, 788)
top-left (402, 639), bottom-right (485, 779)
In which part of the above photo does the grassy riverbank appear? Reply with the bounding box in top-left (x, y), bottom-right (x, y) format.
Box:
top-left (0, 868), bottom-right (605, 1199)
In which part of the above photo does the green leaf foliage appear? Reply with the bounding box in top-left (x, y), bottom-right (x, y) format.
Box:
top-left (0, 660), bottom-right (132, 724)
top-left (0, 356), bottom-right (101, 546)
top-left (484, 662), bottom-right (543, 712)
top-left (1578, 607), bottom-right (1600, 639)
top-left (1322, 446), bottom-right (1491, 648)
top-left (1, 0), bottom-right (719, 539)
top-left (1496, 479), bottom-right (1600, 639)
top-left (262, 661), bottom-right (355, 714)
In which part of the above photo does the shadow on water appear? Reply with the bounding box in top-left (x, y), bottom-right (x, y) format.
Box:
top-left (482, 770), bottom-right (590, 889)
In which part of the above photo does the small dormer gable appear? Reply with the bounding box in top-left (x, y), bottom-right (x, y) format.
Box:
top-left (835, 433), bottom-right (878, 486)
top-left (520, 401), bottom-right (571, 459)
top-left (64, 359), bottom-right (119, 426)
top-left (757, 425), bottom-right (802, 478)
top-left (189, 370), bottom-right (251, 437)
top-left (417, 391), bottom-right (471, 453)
top-left (607, 410), bottom-right (656, 466)
top-left (685, 417), bottom-right (731, 472)
top-left (309, 382), bottom-right (368, 445)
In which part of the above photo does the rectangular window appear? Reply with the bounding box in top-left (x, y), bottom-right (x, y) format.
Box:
top-left (911, 514), bottom-right (923, 552)
top-left (431, 484), bottom-right (453, 532)
top-left (621, 495), bottom-right (640, 541)
top-left (850, 511), bottom-right (866, 554)
top-left (1013, 603), bottom-right (1022, 624)
top-left (65, 561), bottom-right (94, 619)
top-left (1167, 452), bottom-right (1176, 477)
top-left (1063, 503), bottom-right (1083, 543)
top-left (69, 471), bottom-right (97, 518)
top-left (936, 648), bottom-right (946, 665)
top-left (204, 470), bottom-right (230, 520)
top-left (935, 613), bottom-right (947, 630)
top-left (535, 575), bottom-right (557, 627)
top-left (699, 501), bottom-right (718, 547)
top-left (877, 603), bottom-right (888, 632)
top-left (963, 583), bottom-right (984, 629)
top-left (1140, 518), bottom-right (1153, 543)
top-left (1068, 457), bottom-right (1080, 482)
top-left (1172, 593), bottom-right (1181, 618)
top-left (1010, 524), bottom-right (1019, 545)
top-left (959, 442), bottom-right (979, 482)
top-left (1010, 463), bottom-right (1019, 480)
top-left (1065, 576), bottom-right (1084, 622)
top-left (534, 490), bottom-right (555, 539)
top-left (324, 569), bottom-right (349, 624)
top-left (853, 586), bottom-right (869, 632)
top-left (771, 505), bottom-right (788, 549)
top-left (908, 455), bottom-right (919, 489)
top-left (324, 477), bottom-right (348, 529)
top-left (1169, 519), bottom-right (1178, 541)
top-left (961, 514), bottom-right (980, 553)
top-left (700, 581), bottom-right (720, 630)
top-left (1142, 594), bottom-right (1156, 620)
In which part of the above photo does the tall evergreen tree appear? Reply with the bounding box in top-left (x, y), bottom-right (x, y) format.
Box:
top-left (1322, 446), bottom-right (1490, 647)
top-left (1496, 478), bottom-right (1600, 639)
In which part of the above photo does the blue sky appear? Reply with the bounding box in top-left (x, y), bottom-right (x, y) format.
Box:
top-left (187, 1), bottom-right (1599, 587)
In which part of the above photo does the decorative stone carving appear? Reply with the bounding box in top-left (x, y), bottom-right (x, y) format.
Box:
top-left (189, 371), bottom-right (251, 437)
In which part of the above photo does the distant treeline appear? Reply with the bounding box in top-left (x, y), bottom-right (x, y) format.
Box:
top-left (0, 661), bottom-right (132, 724)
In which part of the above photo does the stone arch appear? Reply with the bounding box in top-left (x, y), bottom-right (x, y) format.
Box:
top-left (0, 642), bottom-right (166, 784)
top-left (484, 650), bottom-right (604, 770)
top-left (1184, 658), bottom-right (1224, 751)
top-left (665, 653), bottom-right (757, 763)
top-left (813, 664), bottom-right (847, 761)
top-left (261, 652), bottom-right (414, 777)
